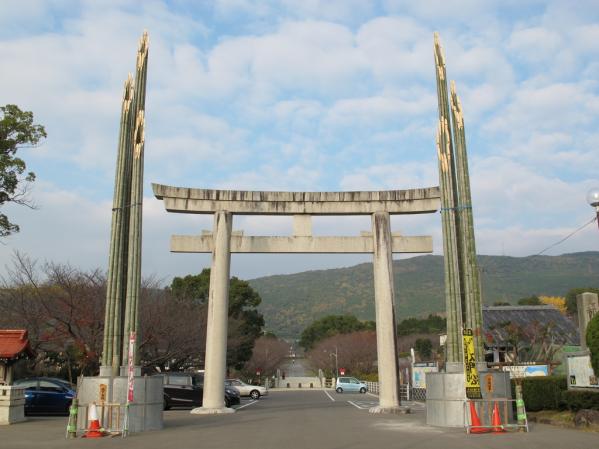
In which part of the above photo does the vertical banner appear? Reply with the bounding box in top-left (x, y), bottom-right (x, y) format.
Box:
top-left (127, 332), bottom-right (136, 403)
top-left (462, 328), bottom-right (482, 399)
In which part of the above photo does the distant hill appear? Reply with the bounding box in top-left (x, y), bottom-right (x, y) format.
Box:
top-left (249, 252), bottom-right (599, 339)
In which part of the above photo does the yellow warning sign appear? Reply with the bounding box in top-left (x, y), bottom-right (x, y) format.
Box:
top-left (463, 328), bottom-right (482, 399)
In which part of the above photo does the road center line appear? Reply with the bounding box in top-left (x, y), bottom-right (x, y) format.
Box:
top-left (323, 390), bottom-right (335, 402)
top-left (347, 401), bottom-right (363, 410)
top-left (236, 400), bottom-right (259, 410)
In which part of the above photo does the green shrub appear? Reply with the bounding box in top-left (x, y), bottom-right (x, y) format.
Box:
top-left (513, 376), bottom-right (567, 411)
top-left (561, 390), bottom-right (599, 411)
top-left (587, 314), bottom-right (599, 375)
top-left (357, 372), bottom-right (379, 382)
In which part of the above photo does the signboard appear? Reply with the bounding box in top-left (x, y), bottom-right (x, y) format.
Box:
top-left (339, 368), bottom-right (346, 376)
top-left (99, 383), bottom-right (107, 403)
top-left (439, 334), bottom-right (447, 347)
top-left (127, 332), bottom-right (136, 403)
top-left (484, 373), bottom-right (494, 393)
top-left (567, 354), bottom-right (599, 388)
top-left (502, 364), bottom-right (549, 379)
top-left (412, 362), bottom-right (438, 389)
top-left (462, 328), bottom-right (482, 399)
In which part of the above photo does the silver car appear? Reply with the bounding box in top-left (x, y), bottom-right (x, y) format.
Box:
top-left (225, 378), bottom-right (268, 399)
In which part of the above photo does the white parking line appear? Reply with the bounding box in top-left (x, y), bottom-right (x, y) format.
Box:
top-left (366, 392), bottom-right (378, 399)
top-left (323, 390), bottom-right (335, 402)
top-left (347, 401), bottom-right (363, 410)
top-left (236, 400), bottom-right (259, 410)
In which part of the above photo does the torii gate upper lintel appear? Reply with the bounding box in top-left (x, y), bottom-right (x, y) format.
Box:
top-left (152, 182), bottom-right (440, 415)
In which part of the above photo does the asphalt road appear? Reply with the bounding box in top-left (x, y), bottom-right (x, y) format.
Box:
top-left (2, 390), bottom-right (598, 449)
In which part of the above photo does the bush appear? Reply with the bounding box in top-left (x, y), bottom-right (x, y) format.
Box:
top-left (356, 372), bottom-right (379, 382)
top-left (514, 376), bottom-right (567, 411)
top-left (561, 390), bottom-right (599, 411)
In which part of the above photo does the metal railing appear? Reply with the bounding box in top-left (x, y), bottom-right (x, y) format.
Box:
top-left (364, 382), bottom-right (424, 402)
top-left (463, 399), bottom-right (528, 434)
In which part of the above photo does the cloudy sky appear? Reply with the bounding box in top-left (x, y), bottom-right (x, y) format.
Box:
top-left (1, 0), bottom-right (598, 284)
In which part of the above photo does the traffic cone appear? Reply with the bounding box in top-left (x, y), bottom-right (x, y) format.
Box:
top-left (468, 401), bottom-right (489, 434)
top-left (83, 402), bottom-right (105, 438)
top-left (491, 401), bottom-right (506, 433)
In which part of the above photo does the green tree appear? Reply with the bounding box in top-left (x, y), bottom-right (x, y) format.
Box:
top-left (0, 104), bottom-right (47, 237)
top-left (168, 269), bottom-right (264, 369)
top-left (414, 338), bottom-right (433, 360)
top-left (587, 314), bottom-right (599, 375)
top-left (170, 271), bottom-right (210, 303)
top-left (397, 314), bottom-right (446, 336)
top-left (565, 287), bottom-right (599, 315)
top-left (517, 295), bottom-right (541, 306)
top-left (299, 315), bottom-right (372, 350)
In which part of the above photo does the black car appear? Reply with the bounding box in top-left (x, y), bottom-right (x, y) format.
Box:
top-left (160, 372), bottom-right (240, 410)
top-left (13, 377), bottom-right (76, 415)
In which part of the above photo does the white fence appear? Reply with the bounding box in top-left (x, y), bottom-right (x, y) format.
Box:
top-left (364, 382), bottom-right (425, 402)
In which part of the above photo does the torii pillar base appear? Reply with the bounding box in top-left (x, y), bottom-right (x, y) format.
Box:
top-left (191, 407), bottom-right (235, 415)
top-left (369, 405), bottom-right (411, 415)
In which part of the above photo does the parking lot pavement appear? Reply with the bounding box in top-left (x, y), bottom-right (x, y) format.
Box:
top-left (1, 391), bottom-right (598, 449)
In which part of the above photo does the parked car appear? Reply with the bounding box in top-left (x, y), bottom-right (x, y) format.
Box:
top-left (160, 372), bottom-right (240, 410)
top-left (335, 377), bottom-right (368, 394)
top-left (13, 377), bottom-right (76, 415)
top-left (225, 378), bottom-right (268, 399)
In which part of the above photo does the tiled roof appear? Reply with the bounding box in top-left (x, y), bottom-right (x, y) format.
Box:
top-left (0, 329), bottom-right (34, 361)
top-left (482, 306), bottom-right (580, 346)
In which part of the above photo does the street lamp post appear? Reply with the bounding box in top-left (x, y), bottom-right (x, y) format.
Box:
top-left (588, 187), bottom-right (599, 230)
top-left (328, 347), bottom-right (339, 378)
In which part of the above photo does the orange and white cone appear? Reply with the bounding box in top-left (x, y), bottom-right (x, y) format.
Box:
top-left (468, 401), bottom-right (489, 434)
top-left (491, 401), bottom-right (506, 433)
top-left (83, 402), bottom-right (105, 438)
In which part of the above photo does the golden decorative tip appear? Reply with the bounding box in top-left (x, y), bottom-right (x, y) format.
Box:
top-left (133, 110), bottom-right (145, 159)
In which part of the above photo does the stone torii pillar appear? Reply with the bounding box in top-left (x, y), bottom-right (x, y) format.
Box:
top-left (370, 211), bottom-right (402, 413)
top-left (192, 211), bottom-right (234, 414)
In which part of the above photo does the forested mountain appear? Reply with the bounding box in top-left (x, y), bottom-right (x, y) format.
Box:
top-left (249, 252), bottom-right (599, 338)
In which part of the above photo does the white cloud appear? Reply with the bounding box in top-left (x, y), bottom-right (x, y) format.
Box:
top-left (340, 162), bottom-right (437, 191)
top-left (485, 82), bottom-right (599, 137)
top-left (508, 26), bottom-right (563, 61)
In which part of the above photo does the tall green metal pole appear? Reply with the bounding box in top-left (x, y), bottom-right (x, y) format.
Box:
top-left (449, 82), bottom-right (485, 362)
top-left (111, 80), bottom-right (135, 375)
top-left (102, 74), bottom-right (134, 373)
top-left (123, 31), bottom-right (148, 365)
top-left (434, 33), bottom-right (463, 367)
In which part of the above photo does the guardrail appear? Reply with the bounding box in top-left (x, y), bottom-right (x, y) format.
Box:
top-left (364, 382), bottom-right (424, 401)
top-left (463, 398), bottom-right (527, 433)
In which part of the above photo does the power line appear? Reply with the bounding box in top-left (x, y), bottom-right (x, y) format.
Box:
top-left (535, 216), bottom-right (598, 256)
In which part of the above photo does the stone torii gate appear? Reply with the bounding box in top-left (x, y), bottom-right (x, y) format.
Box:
top-left (153, 184), bottom-right (440, 414)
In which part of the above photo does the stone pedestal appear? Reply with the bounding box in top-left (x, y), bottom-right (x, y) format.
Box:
top-left (426, 370), bottom-right (511, 427)
top-left (426, 372), bottom-right (465, 427)
top-left (0, 386), bottom-right (26, 425)
top-left (76, 375), bottom-right (163, 433)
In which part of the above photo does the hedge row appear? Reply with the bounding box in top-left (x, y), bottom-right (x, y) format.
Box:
top-left (513, 376), bottom-right (599, 411)
top-left (514, 376), bottom-right (567, 411)
top-left (561, 390), bottom-right (599, 411)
